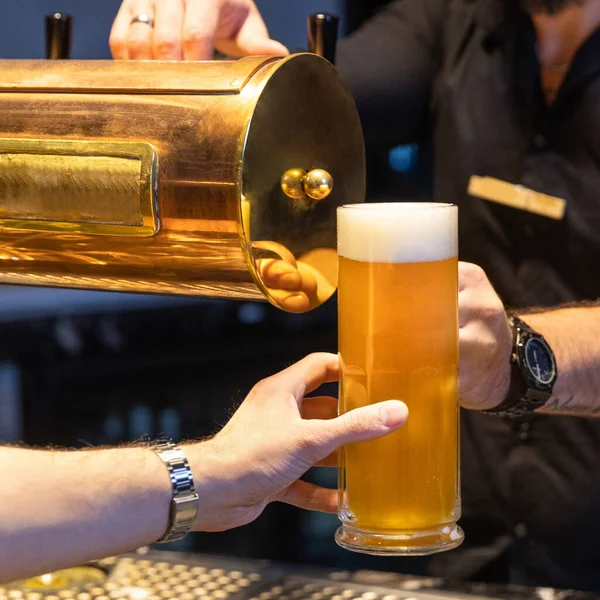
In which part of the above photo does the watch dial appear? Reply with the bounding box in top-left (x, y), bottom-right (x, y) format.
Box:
top-left (524, 338), bottom-right (556, 385)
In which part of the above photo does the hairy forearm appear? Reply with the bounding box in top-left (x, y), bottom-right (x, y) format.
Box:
top-left (0, 446), bottom-right (171, 583)
top-left (520, 306), bottom-right (600, 416)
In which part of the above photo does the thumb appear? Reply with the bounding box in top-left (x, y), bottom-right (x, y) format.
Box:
top-left (231, 10), bottom-right (289, 57)
top-left (240, 38), bottom-right (289, 56)
top-left (310, 400), bottom-right (409, 458)
top-left (216, 35), bottom-right (288, 59)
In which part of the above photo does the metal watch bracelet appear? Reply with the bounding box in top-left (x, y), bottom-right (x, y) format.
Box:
top-left (151, 440), bottom-right (199, 543)
top-left (482, 315), bottom-right (554, 418)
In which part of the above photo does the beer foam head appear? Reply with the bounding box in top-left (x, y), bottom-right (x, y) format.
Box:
top-left (337, 203), bottom-right (458, 263)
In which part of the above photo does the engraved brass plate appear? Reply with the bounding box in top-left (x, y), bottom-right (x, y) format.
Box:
top-left (0, 139), bottom-right (158, 236)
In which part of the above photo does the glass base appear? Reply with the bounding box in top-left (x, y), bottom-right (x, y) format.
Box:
top-left (335, 523), bottom-right (464, 556)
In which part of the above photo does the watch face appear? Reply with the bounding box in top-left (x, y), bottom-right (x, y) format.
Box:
top-left (524, 337), bottom-right (556, 386)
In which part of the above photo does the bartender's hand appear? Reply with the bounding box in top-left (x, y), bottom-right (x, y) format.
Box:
top-left (187, 353), bottom-right (408, 531)
top-left (110, 0), bottom-right (288, 60)
top-left (459, 262), bottom-right (512, 411)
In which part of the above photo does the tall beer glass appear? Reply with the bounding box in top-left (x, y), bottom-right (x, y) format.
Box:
top-left (336, 203), bottom-right (462, 555)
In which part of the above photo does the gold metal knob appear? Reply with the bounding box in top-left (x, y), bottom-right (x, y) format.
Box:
top-left (303, 168), bottom-right (334, 200)
top-left (281, 168), bottom-right (307, 200)
top-left (281, 168), bottom-right (334, 201)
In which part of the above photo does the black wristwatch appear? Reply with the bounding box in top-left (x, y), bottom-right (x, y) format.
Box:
top-left (483, 314), bottom-right (557, 418)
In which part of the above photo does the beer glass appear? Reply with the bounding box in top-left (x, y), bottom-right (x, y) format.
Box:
top-left (336, 203), bottom-right (463, 555)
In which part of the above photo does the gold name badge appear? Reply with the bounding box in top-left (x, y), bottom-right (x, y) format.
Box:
top-left (468, 175), bottom-right (566, 220)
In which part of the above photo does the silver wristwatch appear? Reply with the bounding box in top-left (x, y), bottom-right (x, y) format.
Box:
top-left (151, 440), bottom-right (199, 543)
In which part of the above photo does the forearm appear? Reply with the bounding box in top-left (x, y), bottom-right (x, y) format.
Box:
top-left (0, 446), bottom-right (171, 582)
top-left (520, 306), bottom-right (600, 416)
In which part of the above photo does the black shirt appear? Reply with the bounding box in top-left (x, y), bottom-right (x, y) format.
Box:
top-left (337, 0), bottom-right (600, 591)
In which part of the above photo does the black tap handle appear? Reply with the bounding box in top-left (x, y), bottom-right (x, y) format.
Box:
top-left (307, 13), bottom-right (339, 65)
top-left (46, 13), bottom-right (72, 59)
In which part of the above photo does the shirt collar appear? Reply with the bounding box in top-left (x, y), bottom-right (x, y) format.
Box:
top-left (471, 0), bottom-right (600, 113)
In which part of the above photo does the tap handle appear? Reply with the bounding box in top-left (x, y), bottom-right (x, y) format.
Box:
top-left (46, 13), bottom-right (72, 59)
top-left (307, 13), bottom-right (339, 64)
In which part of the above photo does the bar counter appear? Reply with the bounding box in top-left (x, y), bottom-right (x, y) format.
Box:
top-left (4, 550), bottom-right (596, 600)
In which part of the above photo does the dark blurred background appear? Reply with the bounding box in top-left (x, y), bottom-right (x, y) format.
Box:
top-left (0, 0), bottom-right (430, 576)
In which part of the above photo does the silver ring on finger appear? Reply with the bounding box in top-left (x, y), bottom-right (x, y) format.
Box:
top-left (130, 13), bottom-right (155, 27)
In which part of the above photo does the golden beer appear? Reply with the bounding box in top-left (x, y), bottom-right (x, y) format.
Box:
top-left (336, 203), bottom-right (462, 555)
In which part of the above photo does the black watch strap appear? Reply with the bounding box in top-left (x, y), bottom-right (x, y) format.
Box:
top-left (485, 359), bottom-right (527, 416)
top-left (483, 315), bottom-right (554, 419)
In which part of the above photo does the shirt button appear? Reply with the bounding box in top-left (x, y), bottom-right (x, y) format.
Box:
top-left (518, 421), bottom-right (531, 441)
top-left (533, 134), bottom-right (547, 149)
top-left (514, 523), bottom-right (528, 539)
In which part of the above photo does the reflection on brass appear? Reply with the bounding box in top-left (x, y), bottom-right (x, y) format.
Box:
top-left (280, 168), bottom-right (334, 202)
top-left (0, 54), bottom-right (365, 312)
top-left (7, 568), bottom-right (106, 591)
top-left (280, 169), bottom-right (307, 200)
top-left (303, 169), bottom-right (334, 200)
top-left (0, 58), bottom-right (273, 94)
top-left (254, 242), bottom-right (336, 312)
top-left (0, 139), bottom-right (158, 237)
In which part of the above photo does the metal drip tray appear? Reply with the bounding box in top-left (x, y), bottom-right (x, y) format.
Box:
top-left (246, 576), bottom-right (467, 600)
top-left (1, 551), bottom-right (595, 600)
top-left (1, 554), bottom-right (263, 600)
top-left (106, 555), bottom-right (262, 600)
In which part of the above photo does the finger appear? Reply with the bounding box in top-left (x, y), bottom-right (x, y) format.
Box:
top-left (295, 259), bottom-right (336, 306)
top-left (301, 396), bottom-right (337, 421)
top-left (300, 394), bottom-right (340, 467)
top-left (461, 327), bottom-right (511, 370)
top-left (270, 353), bottom-right (339, 400)
top-left (252, 241), bottom-right (296, 266)
top-left (276, 480), bottom-right (337, 513)
top-left (459, 286), bottom-right (508, 330)
top-left (259, 259), bottom-right (303, 291)
top-left (459, 261), bottom-right (504, 301)
top-left (153, 0), bottom-right (184, 59)
top-left (458, 261), bottom-right (488, 292)
top-left (307, 400), bottom-right (409, 459)
top-left (128, 0), bottom-right (155, 59)
top-left (217, 5), bottom-right (289, 57)
top-left (110, 0), bottom-right (134, 59)
top-left (181, 0), bottom-right (220, 60)
top-left (459, 291), bottom-right (478, 328)
top-left (267, 288), bottom-right (310, 312)
top-left (295, 261), bottom-right (318, 297)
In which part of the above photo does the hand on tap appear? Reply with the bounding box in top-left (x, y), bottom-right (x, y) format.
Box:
top-left (253, 241), bottom-right (337, 313)
top-left (110, 0), bottom-right (288, 60)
